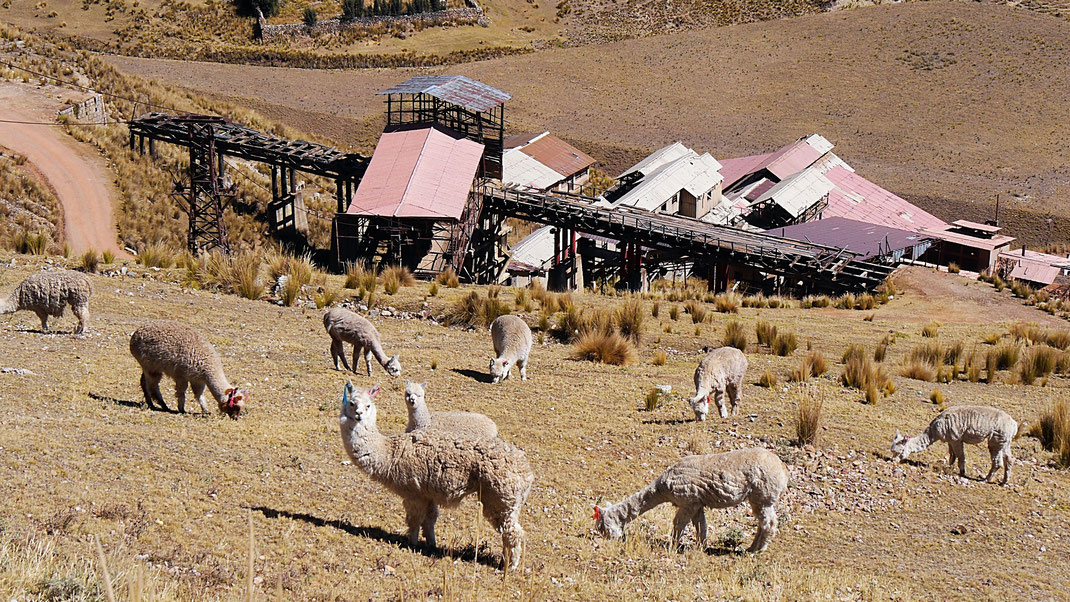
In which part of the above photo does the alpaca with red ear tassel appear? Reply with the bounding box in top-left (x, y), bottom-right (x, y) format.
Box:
top-left (129, 320), bottom-right (249, 418)
top-left (594, 448), bottom-right (788, 552)
top-left (489, 315), bottom-right (533, 383)
top-left (339, 381), bottom-right (534, 570)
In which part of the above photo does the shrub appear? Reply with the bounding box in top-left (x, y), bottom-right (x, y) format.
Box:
top-left (899, 359), bottom-right (936, 382)
top-left (571, 331), bottom-right (635, 366)
top-left (303, 6), bottom-right (318, 25)
top-left (1028, 400), bottom-right (1070, 468)
top-left (758, 370), bottom-right (777, 388)
top-left (796, 394), bottom-right (822, 446)
top-left (808, 349), bottom-right (828, 376)
top-left (921, 322), bottom-right (940, 338)
top-left (615, 299), bottom-right (645, 345)
top-left (652, 349), bottom-right (667, 366)
top-left (668, 304), bottom-right (679, 321)
top-left (723, 320), bottom-right (747, 351)
top-left (238, 0), bottom-right (280, 18)
top-left (842, 343), bottom-right (866, 364)
top-left (436, 267), bottom-right (460, 288)
top-left (101, 249), bottom-right (115, 264)
top-left (755, 320), bottom-right (777, 348)
top-left (714, 293), bottom-right (741, 314)
top-left (136, 242), bottom-right (176, 268)
top-left (342, 0), bottom-right (364, 19)
top-left (80, 249), bottom-right (99, 273)
top-left (772, 331), bottom-right (798, 357)
top-left (948, 262), bottom-right (960, 274)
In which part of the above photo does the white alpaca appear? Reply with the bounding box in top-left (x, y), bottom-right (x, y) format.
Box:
top-left (129, 320), bottom-right (249, 418)
top-left (595, 448), bottom-right (788, 552)
top-left (404, 381), bottom-right (498, 438)
top-left (891, 405), bottom-right (1018, 484)
top-left (339, 382), bottom-right (534, 569)
top-left (1, 270), bottom-right (92, 334)
top-left (489, 315), bottom-right (533, 383)
top-left (689, 346), bottom-right (748, 421)
top-left (323, 307), bottom-right (401, 377)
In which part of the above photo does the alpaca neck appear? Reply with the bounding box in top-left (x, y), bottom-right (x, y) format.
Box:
top-left (341, 417), bottom-right (393, 477)
top-left (905, 431), bottom-right (934, 456)
top-left (606, 481), bottom-right (668, 528)
top-left (0, 292), bottom-right (16, 314)
top-left (407, 400), bottom-right (431, 431)
top-left (205, 372), bottom-right (233, 403)
top-left (368, 339), bottom-right (390, 367)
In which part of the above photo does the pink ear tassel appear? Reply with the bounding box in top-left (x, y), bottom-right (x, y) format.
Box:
top-left (593, 506), bottom-right (601, 521)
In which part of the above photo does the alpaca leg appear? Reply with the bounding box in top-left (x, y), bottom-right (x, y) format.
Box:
top-left (71, 304), bottom-right (88, 334)
top-left (174, 379), bottom-right (189, 413)
top-left (951, 440), bottom-right (966, 477)
top-left (364, 349), bottom-right (375, 377)
top-left (518, 357), bottom-right (528, 381)
top-left (727, 382), bottom-right (742, 416)
top-left (714, 390), bottom-right (728, 419)
top-left (421, 503), bottom-right (439, 549)
top-left (985, 439), bottom-right (1002, 482)
top-left (485, 501), bottom-right (524, 570)
top-left (671, 506), bottom-right (693, 550)
top-left (330, 338), bottom-right (348, 371)
top-left (747, 501), bottom-right (778, 553)
top-left (145, 372), bottom-right (168, 411)
top-left (191, 382), bottom-right (209, 414)
top-left (691, 509), bottom-right (707, 549)
top-left (139, 372), bottom-right (154, 407)
top-left (352, 346), bottom-right (363, 376)
top-left (403, 498), bottom-right (428, 546)
top-left (1001, 447), bottom-right (1014, 485)
top-left (35, 310), bottom-right (49, 332)
top-left (947, 443), bottom-right (956, 470)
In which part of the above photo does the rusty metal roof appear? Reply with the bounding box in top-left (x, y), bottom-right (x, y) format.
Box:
top-left (765, 217), bottom-right (932, 260)
top-left (515, 132), bottom-right (594, 178)
top-left (377, 75), bottom-right (510, 112)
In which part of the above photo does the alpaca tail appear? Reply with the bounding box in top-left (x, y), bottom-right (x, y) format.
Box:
top-left (0, 292), bottom-right (17, 314)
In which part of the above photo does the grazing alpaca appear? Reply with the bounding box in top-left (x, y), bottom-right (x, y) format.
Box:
top-left (689, 346), bottom-right (748, 421)
top-left (891, 405), bottom-right (1018, 484)
top-left (323, 307), bottom-right (401, 377)
top-left (404, 381), bottom-right (498, 438)
top-left (595, 448), bottom-right (788, 553)
top-left (339, 382), bottom-right (533, 569)
top-left (489, 315), bottom-right (533, 383)
top-left (0, 270), bottom-right (92, 334)
top-left (129, 320), bottom-right (249, 418)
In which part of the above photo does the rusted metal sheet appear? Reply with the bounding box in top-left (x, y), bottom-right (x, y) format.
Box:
top-left (377, 75), bottom-right (510, 113)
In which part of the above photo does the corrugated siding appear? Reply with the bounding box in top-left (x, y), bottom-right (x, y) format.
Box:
top-left (519, 134), bottom-right (595, 177)
top-left (377, 75), bottom-right (510, 112)
top-left (824, 166), bottom-right (947, 232)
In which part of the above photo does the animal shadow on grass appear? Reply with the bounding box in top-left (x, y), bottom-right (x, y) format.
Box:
top-left (88, 392), bottom-right (176, 414)
top-left (451, 368), bottom-right (494, 384)
top-left (640, 417), bottom-right (692, 425)
top-left (251, 506), bottom-right (502, 569)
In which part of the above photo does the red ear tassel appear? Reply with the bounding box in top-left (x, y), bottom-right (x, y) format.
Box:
top-left (593, 506), bottom-right (601, 520)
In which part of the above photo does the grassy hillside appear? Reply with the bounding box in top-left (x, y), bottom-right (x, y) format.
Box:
top-left (106, 1), bottom-right (1070, 247)
top-left (1, 254), bottom-right (1070, 599)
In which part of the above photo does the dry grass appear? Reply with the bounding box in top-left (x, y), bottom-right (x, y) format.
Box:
top-left (899, 359), bottom-right (936, 382)
top-left (342, 261), bottom-right (368, 289)
top-left (908, 340), bottom-right (944, 367)
top-left (651, 349), bottom-right (667, 366)
top-left (135, 242), bottom-right (176, 269)
top-left (842, 343), bottom-right (865, 364)
top-left (758, 369), bottom-right (777, 388)
top-left (921, 322), bottom-right (940, 338)
top-left (571, 331), bottom-right (635, 365)
top-left (841, 355), bottom-right (893, 402)
top-left (80, 249), bottom-right (100, 274)
top-left (615, 298), bottom-right (644, 345)
top-left (1019, 346), bottom-right (1059, 385)
top-left (789, 355), bottom-right (813, 383)
top-left (436, 267), bottom-right (461, 288)
top-left (808, 350), bottom-right (828, 376)
top-left (755, 320), bottom-right (777, 348)
top-left (1028, 400), bottom-right (1070, 468)
top-left (713, 293), bottom-right (741, 314)
top-left (930, 389), bottom-right (946, 405)
top-left (771, 331), bottom-right (798, 357)
top-left (643, 387), bottom-right (662, 411)
top-left (723, 320), bottom-right (747, 351)
top-left (795, 393), bottom-right (823, 446)
top-left (989, 342), bottom-right (1022, 371)
top-left (447, 290), bottom-right (511, 328)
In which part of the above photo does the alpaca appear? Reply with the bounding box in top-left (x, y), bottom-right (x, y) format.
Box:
top-left (323, 307), bottom-right (401, 377)
top-left (489, 315), bottom-right (533, 383)
top-left (891, 405), bottom-right (1018, 484)
top-left (339, 382), bottom-right (533, 570)
top-left (129, 320), bottom-right (249, 418)
top-left (1, 270), bottom-right (92, 334)
top-left (689, 346), bottom-right (748, 421)
top-left (404, 381), bottom-right (498, 438)
top-left (594, 448), bottom-right (788, 553)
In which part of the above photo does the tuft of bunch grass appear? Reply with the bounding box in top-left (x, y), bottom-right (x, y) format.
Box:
top-left (943, 341), bottom-right (964, 367)
top-left (1027, 399), bottom-right (1070, 468)
top-left (668, 304), bottom-right (679, 321)
top-left (13, 231), bottom-right (50, 255)
top-left (514, 287), bottom-right (529, 309)
top-left (230, 254), bottom-right (265, 300)
top-left (921, 322), bottom-right (940, 338)
top-left (789, 355), bottom-right (812, 382)
top-left (795, 393), bottom-right (823, 446)
top-left (714, 293), bottom-right (741, 314)
top-left (842, 343), bottom-right (866, 364)
top-left (652, 349), bottom-right (667, 366)
top-left (101, 249), bottom-right (115, 264)
top-left (1045, 330), bottom-right (1070, 350)
top-left (874, 335), bottom-right (892, 362)
top-left (343, 261), bottom-right (367, 289)
top-left (1009, 321), bottom-right (1044, 344)
top-left (684, 299), bottom-right (708, 323)
top-left (643, 388), bottom-right (662, 411)
top-left (988, 342), bottom-right (1021, 371)
top-left (965, 350), bottom-right (982, 382)
top-left (448, 291), bottom-right (511, 328)
top-left (651, 300), bottom-right (660, 318)
top-left (930, 389), bottom-right (946, 405)
top-left (947, 262), bottom-right (961, 274)
top-left (758, 370), bottom-right (777, 388)
top-left (280, 276), bottom-right (302, 307)
top-left (808, 349), bottom-right (828, 376)
top-left (136, 242), bottom-right (176, 269)
top-left (80, 249), bottom-right (100, 274)
top-left (436, 267), bottom-right (461, 288)
top-left (908, 340), bottom-right (944, 367)
top-left (841, 354), bottom-right (894, 401)
top-left (615, 299), bottom-right (645, 345)
top-left (1019, 346), bottom-right (1058, 385)
top-left (899, 359), bottom-right (936, 382)
top-left (314, 288), bottom-right (339, 309)
top-left (381, 265), bottom-right (414, 295)
top-left (723, 320), bottom-right (747, 351)
top-left (571, 331), bottom-right (635, 366)
top-left (772, 331), bottom-right (798, 356)
top-left (982, 332), bottom-right (1002, 345)
top-left (755, 320), bottom-right (777, 348)
top-left (428, 282), bottom-right (439, 297)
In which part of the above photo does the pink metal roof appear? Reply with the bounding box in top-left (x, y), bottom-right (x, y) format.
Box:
top-left (347, 127), bottom-right (484, 220)
top-left (718, 153), bottom-right (772, 188)
top-left (920, 227), bottom-right (1015, 252)
top-left (823, 166), bottom-right (947, 233)
top-left (952, 219), bottom-right (1002, 233)
top-left (763, 139), bottom-right (825, 180)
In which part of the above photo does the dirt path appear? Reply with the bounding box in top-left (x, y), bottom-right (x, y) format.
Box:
top-left (0, 84), bottom-right (126, 257)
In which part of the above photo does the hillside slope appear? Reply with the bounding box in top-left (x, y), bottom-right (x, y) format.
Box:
top-left (107, 1), bottom-right (1070, 246)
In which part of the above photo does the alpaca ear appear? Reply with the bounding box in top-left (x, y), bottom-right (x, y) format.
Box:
top-left (369, 384), bottom-right (381, 398)
top-left (420, 382), bottom-right (428, 390)
top-left (225, 387), bottom-right (235, 395)
top-left (895, 429), bottom-right (902, 440)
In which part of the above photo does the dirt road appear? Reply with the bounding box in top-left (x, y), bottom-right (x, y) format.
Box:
top-left (0, 84), bottom-right (125, 257)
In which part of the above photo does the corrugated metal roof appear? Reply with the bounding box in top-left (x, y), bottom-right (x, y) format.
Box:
top-left (719, 153), bottom-right (772, 189)
top-left (621, 142), bottom-right (694, 178)
top-left (1000, 249), bottom-right (1070, 285)
top-left (347, 126), bottom-right (483, 220)
top-left (508, 225), bottom-right (554, 272)
top-left (504, 131), bottom-right (545, 150)
top-left (613, 150), bottom-right (723, 212)
top-left (952, 219), bottom-right (1003, 234)
top-left (763, 136), bottom-right (827, 180)
top-left (920, 226), bottom-right (1015, 252)
top-left (764, 217), bottom-right (931, 260)
top-left (823, 166), bottom-right (947, 233)
top-left (517, 133), bottom-right (594, 178)
top-left (377, 75), bottom-right (510, 113)
top-left (503, 147), bottom-right (564, 190)
top-left (752, 166), bottom-right (835, 218)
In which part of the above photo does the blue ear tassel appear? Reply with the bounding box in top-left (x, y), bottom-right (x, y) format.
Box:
top-left (342, 382), bottom-right (351, 409)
